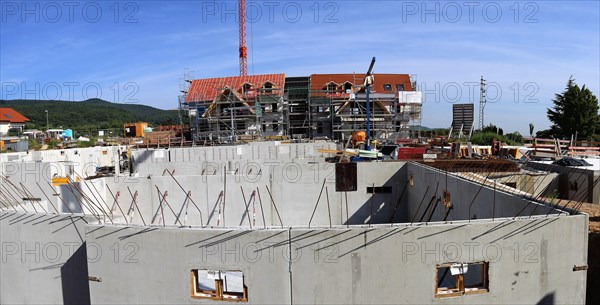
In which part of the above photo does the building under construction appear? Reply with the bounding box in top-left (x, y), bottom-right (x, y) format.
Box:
top-left (179, 73), bottom-right (423, 144)
top-left (0, 143), bottom-right (592, 304)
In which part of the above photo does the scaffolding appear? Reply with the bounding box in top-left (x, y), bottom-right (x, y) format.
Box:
top-left (396, 90), bottom-right (423, 140)
top-left (312, 92), bottom-right (397, 141)
top-left (285, 77), bottom-right (311, 139)
top-left (182, 86), bottom-right (287, 144)
top-left (180, 74), bottom-right (422, 145)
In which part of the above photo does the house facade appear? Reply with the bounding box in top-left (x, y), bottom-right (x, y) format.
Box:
top-left (0, 108), bottom-right (29, 136)
top-left (184, 74), bottom-right (287, 143)
top-left (180, 73), bottom-right (421, 144)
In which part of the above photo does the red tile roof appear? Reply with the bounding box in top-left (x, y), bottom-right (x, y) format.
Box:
top-left (310, 74), bottom-right (413, 93)
top-left (186, 74), bottom-right (286, 102)
top-left (0, 108), bottom-right (29, 123)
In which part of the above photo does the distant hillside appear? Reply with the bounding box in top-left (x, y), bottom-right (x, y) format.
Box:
top-left (0, 99), bottom-right (179, 130)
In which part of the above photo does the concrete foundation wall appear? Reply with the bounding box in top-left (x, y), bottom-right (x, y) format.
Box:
top-left (0, 147), bottom-right (119, 213)
top-left (101, 162), bottom-right (406, 228)
top-left (0, 156), bottom-right (589, 305)
top-left (132, 142), bottom-right (338, 168)
top-left (493, 172), bottom-right (559, 198)
top-left (526, 162), bottom-right (599, 204)
top-left (0, 146), bottom-right (118, 165)
top-left (1, 161), bottom-right (112, 214)
top-left (405, 163), bottom-right (562, 223)
top-left (567, 170), bottom-right (599, 204)
top-left (0, 211), bottom-right (94, 304)
top-left (85, 213), bottom-right (588, 304)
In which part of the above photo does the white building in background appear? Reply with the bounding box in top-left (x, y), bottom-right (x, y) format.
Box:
top-left (0, 108), bottom-right (29, 136)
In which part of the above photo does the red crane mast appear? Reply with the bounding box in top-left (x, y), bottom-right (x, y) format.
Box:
top-left (239, 0), bottom-right (248, 76)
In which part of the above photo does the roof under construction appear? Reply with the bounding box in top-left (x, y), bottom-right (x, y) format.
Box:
top-left (186, 74), bottom-right (286, 102)
top-left (310, 73), bottom-right (413, 92)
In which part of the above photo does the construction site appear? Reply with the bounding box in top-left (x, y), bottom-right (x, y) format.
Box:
top-left (0, 142), bottom-right (594, 304)
top-left (1, 0), bottom-right (599, 304)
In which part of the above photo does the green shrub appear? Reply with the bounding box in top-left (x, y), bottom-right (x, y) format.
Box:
top-left (28, 138), bottom-right (42, 150)
top-left (470, 132), bottom-right (519, 146)
top-left (504, 132), bottom-right (524, 144)
top-left (77, 141), bottom-right (95, 148)
top-left (47, 139), bottom-right (60, 149)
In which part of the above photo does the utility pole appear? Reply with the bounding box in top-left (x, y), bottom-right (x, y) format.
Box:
top-left (479, 76), bottom-right (486, 131)
top-left (45, 110), bottom-right (49, 131)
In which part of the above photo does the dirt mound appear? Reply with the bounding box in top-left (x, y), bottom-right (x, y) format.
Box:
top-left (578, 202), bottom-right (600, 232)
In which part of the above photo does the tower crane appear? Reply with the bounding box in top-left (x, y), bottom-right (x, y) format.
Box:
top-left (239, 0), bottom-right (248, 76)
top-left (364, 57), bottom-right (376, 150)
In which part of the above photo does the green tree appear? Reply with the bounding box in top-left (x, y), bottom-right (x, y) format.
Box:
top-left (481, 124), bottom-right (503, 135)
top-left (470, 132), bottom-right (518, 146)
top-left (547, 78), bottom-right (600, 139)
top-left (529, 123), bottom-right (534, 137)
top-left (505, 131), bottom-right (523, 144)
top-left (536, 129), bottom-right (554, 139)
top-left (7, 128), bottom-right (22, 137)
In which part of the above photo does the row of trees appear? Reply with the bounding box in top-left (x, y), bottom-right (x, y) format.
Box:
top-left (466, 77), bottom-right (599, 145)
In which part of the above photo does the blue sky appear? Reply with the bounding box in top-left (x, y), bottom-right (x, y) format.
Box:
top-left (1, 0), bottom-right (599, 135)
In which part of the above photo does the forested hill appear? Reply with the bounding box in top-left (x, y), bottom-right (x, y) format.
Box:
top-left (0, 98), bottom-right (179, 130)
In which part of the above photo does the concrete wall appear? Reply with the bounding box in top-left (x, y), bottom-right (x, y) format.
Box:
top-left (100, 161), bottom-right (406, 228)
top-left (1, 145), bottom-right (408, 227)
top-left (0, 211), bottom-right (95, 304)
top-left (85, 213), bottom-right (588, 304)
top-left (567, 169), bottom-right (599, 204)
top-left (0, 146), bottom-right (120, 212)
top-left (1, 161), bottom-right (58, 213)
top-left (493, 172), bottom-right (559, 198)
top-left (405, 163), bottom-right (563, 223)
top-left (0, 146), bottom-right (119, 165)
top-left (1, 161), bottom-right (111, 214)
top-left (526, 162), bottom-right (599, 204)
top-left (1, 156), bottom-right (589, 305)
top-left (132, 142), bottom-right (338, 168)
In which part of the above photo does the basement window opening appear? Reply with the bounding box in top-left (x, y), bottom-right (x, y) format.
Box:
top-left (570, 181), bottom-right (578, 191)
top-left (366, 186), bottom-right (392, 194)
top-left (191, 269), bottom-right (248, 302)
top-left (435, 262), bottom-right (488, 298)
